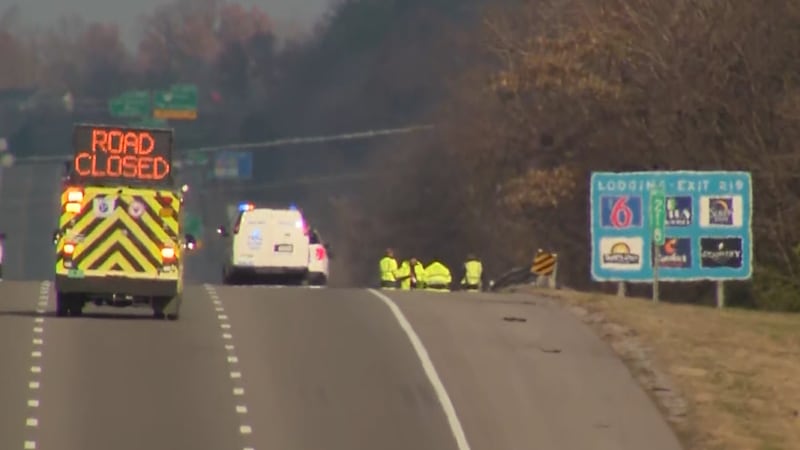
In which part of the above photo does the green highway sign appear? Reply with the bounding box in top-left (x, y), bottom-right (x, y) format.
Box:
top-left (185, 150), bottom-right (209, 166)
top-left (153, 84), bottom-right (198, 120)
top-left (129, 117), bottom-right (168, 128)
top-left (650, 187), bottom-right (666, 245)
top-left (109, 90), bottom-right (151, 118)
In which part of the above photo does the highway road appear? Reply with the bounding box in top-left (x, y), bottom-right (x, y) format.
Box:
top-left (0, 280), bottom-right (684, 450)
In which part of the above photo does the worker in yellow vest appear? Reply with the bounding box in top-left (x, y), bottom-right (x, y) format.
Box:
top-left (460, 253), bottom-right (483, 292)
top-left (378, 248), bottom-right (399, 289)
top-left (423, 260), bottom-right (452, 292)
top-left (396, 257), bottom-right (425, 290)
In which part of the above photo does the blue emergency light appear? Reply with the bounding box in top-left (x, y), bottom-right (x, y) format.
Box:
top-left (238, 202), bottom-right (254, 212)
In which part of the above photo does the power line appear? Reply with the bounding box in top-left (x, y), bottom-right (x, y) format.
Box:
top-left (11, 124), bottom-right (437, 165)
top-left (184, 124), bottom-right (436, 153)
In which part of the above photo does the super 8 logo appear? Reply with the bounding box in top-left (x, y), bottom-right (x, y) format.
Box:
top-left (600, 195), bottom-right (643, 228)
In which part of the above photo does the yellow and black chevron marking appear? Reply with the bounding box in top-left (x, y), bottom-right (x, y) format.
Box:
top-left (531, 250), bottom-right (557, 276)
top-left (56, 187), bottom-right (181, 276)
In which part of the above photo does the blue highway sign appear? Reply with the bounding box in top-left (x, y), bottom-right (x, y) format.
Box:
top-left (590, 171), bottom-right (753, 282)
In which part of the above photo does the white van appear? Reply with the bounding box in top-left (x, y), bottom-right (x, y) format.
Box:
top-left (217, 204), bottom-right (310, 285)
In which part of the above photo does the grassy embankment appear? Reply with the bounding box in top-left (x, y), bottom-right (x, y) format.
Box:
top-left (519, 287), bottom-right (800, 450)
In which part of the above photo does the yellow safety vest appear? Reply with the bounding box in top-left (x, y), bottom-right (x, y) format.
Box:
top-left (379, 256), bottom-right (398, 282)
top-left (397, 261), bottom-right (425, 290)
top-left (462, 260), bottom-right (482, 288)
top-left (424, 262), bottom-right (452, 291)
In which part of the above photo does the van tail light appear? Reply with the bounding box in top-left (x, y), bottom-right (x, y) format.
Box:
top-left (296, 219), bottom-right (309, 235)
top-left (315, 246), bottom-right (326, 261)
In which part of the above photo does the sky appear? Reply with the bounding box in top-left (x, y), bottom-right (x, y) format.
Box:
top-left (2, 0), bottom-right (335, 45)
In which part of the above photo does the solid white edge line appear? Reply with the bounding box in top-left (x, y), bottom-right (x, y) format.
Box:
top-left (367, 288), bottom-right (472, 450)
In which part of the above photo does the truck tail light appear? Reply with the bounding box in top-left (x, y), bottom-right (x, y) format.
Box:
top-left (65, 189), bottom-right (83, 214)
top-left (67, 190), bottom-right (83, 202)
top-left (161, 247), bottom-right (176, 262)
top-left (62, 242), bottom-right (76, 268)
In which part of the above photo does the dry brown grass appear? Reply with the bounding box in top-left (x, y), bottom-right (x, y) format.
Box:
top-left (520, 287), bottom-right (800, 450)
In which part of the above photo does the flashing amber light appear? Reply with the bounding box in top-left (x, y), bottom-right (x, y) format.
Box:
top-left (67, 190), bottom-right (83, 202)
top-left (63, 243), bottom-right (76, 255)
top-left (65, 202), bottom-right (81, 213)
top-left (158, 194), bottom-right (173, 206)
top-left (161, 247), bottom-right (176, 260)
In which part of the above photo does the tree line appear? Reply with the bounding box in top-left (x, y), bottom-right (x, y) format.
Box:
top-left (1, 0), bottom-right (798, 310)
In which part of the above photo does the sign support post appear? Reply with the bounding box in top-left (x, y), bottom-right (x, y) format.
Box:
top-left (650, 187), bottom-right (666, 303)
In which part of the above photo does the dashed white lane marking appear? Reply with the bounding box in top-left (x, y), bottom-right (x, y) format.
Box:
top-left (368, 289), bottom-right (472, 450)
top-left (24, 281), bottom-right (51, 450)
top-left (204, 284), bottom-right (256, 448)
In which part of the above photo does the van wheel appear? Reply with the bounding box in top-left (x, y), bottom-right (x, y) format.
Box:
top-left (308, 274), bottom-right (327, 286)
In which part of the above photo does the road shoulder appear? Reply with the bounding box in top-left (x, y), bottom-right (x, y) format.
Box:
top-left (514, 286), bottom-right (800, 450)
top-left (389, 290), bottom-right (683, 450)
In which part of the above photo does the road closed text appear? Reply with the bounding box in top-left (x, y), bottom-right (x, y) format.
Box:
top-left (73, 128), bottom-right (171, 181)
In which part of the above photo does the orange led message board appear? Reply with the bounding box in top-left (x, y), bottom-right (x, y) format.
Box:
top-left (72, 125), bottom-right (173, 185)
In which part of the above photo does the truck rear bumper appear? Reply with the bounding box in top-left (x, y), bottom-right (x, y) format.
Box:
top-left (55, 275), bottom-right (178, 297)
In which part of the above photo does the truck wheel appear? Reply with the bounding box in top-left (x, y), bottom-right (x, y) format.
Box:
top-left (70, 298), bottom-right (84, 316)
top-left (153, 295), bottom-right (181, 321)
top-left (56, 291), bottom-right (69, 317)
top-left (56, 292), bottom-right (83, 317)
top-left (152, 298), bottom-right (166, 319)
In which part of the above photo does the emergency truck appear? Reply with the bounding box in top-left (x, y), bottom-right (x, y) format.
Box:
top-left (52, 124), bottom-right (196, 319)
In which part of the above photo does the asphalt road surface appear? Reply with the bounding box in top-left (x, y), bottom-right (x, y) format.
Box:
top-left (0, 280), bottom-right (684, 450)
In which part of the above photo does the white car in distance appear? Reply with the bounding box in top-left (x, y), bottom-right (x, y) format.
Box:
top-left (307, 227), bottom-right (331, 286)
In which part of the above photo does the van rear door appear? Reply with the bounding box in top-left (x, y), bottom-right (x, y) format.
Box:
top-left (234, 209), bottom-right (309, 270)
